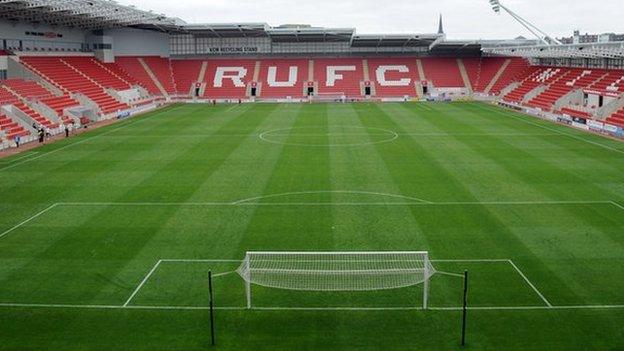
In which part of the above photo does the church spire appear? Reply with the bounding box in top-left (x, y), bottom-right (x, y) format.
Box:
top-left (438, 14), bottom-right (444, 35)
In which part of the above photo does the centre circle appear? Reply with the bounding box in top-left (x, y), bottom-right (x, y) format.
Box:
top-left (259, 126), bottom-right (398, 147)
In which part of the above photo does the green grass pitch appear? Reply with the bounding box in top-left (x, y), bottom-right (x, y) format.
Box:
top-left (1, 101), bottom-right (623, 350)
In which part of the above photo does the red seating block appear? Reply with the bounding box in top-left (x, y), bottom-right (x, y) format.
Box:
top-left (420, 58), bottom-right (463, 87)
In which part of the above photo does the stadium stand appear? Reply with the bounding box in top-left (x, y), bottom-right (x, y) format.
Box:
top-left (115, 57), bottom-right (163, 95)
top-left (21, 57), bottom-right (129, 114)
top-left (1, 79), bottom-right (79, 124)
top-left (203, 59), bottom-right (256, 99)
top-left (589, 70), bottom-right (624, 93)
top-left (63, 57), bottom-right (132, 90)
top-left (488, 58), bottom-right (530, 95)
top-left (142, 56), bottom-right (177, 94)
top-left (40, 95), bottom-right (81, 119)
top-left (0, 112), bottom-right (30, 140)
top-left (0, 86), bottom-right (57, 128)
top-left (502, 66), bottom-right (557, 103)
top-left (366, 58), bottom-right (419, 97)
top-left (420, 58), bottom-right (464, 87)
top-left (171, 59), bottom-right (204, 97)
top-left (462, 58), bottom-right (482, 91)
top-left (559, 107), bottom-right (592, 119)
top-left (1, 79), bottom-right (53, 99)
top-left (315, 59), bottom-right (364, 96)
top-left (526, 68), bottom-right (605, 110)
top-left (100, 61), bottom-right (143, 88)
top-left (607, 107), bottom-right (624, 127)
top-left (257, 59), bottom-right (309, 98)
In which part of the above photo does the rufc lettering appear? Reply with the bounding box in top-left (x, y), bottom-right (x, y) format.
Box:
top-left (211, 65), bottom-right (413, 87)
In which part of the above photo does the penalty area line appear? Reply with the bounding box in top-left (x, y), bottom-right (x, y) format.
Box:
top-left (1, 303), bottom-right (624, 311)
top-left (508, 260), bottom-right (552, 308)
top-left (123, 260), bottom-right (162, 307)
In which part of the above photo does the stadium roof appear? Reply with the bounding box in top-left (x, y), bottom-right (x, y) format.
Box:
top-left (482, 41), bottom-right (624, 59)
top-left (351, 34), bottom-right (440, 48)
top-left (0, 0), bottom-right (181, 30)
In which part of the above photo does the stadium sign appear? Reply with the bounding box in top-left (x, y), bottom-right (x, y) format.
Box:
top-left (208, 46), bottom-right (260, 54)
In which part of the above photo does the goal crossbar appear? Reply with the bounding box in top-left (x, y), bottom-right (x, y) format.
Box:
top-left (237, 251), bottom-right (435, 309)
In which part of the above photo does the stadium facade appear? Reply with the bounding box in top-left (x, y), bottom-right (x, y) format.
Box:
top-left (1, 0), bottom-right (624, 149)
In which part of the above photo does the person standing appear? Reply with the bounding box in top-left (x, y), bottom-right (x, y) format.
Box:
top-left (38, 128), bottom-right (44, 143)
top-left (64, 123), bottom-right (69, 138)
top-left (14, 135), bottom-right (20, 148)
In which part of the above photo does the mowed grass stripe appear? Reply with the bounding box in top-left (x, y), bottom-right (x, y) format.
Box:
top-left (0, 104), bottom-right (275, 306)
top-left (0, 105), bottom-right (200, 239)
top-left (1, 103), bottom-right (624, 350)
top-left (473, 102), bottom-right (624, 155)
top-left (381, 103), bottom-right (552, 202)
top-left (406, 105), bottom-right (624, 304)
top-left (327, 104), bottom-right (430, 250)
top-left (238, 103), bottom-right (335, 252)
top-left (396, 103), bottom-right (622, 305)
top-left (353, 102), bottom-right (582, 304)
top-left (407, 103), bottom-right (612, 202)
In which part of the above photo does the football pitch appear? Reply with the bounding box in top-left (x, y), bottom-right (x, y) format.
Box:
top-left (1, 101), bottom-right (623, 350)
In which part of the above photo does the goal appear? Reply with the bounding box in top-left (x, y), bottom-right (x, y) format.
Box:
top-left (310, 92), bottom-right (347, 103)
top-left (237, 251), bottom-right (435, 309)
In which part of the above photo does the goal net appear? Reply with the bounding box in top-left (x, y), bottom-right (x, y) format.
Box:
top-left (237, 251), bottom-right (435, 309)
top-left (311, 92), bottom-right (347, 103)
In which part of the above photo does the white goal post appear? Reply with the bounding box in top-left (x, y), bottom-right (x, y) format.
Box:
top-left (310, 92), bottom-right (347, 102)
top-left (236, 251), bottom-right (435, 309)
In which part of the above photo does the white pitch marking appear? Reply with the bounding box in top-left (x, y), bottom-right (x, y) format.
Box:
top-left (431, 259), bottom-right (510, 262)
top-left (432, 200), bottom-right (613, 206)
top-left (508, 260), bottom-right (552, 308)
top-left (161, 259), bottom-right (241, 263)
top-left (435, 271), bottom-right (466, 278)
top-left (1, 302), bottom-right (624, 311)
top-left (0, 203), bottom-right (58, 240)
top-left (400, 133), bottom-right (560, 137)
top-left (0, 151), bottom-right (40, 163)
top-left (258, 126), bottom-right (399, 147)
top-left (123, 260), bottom-right (162, 307)
top-left (610, 201), bottom-right (624, 211)
top-left (52, 200), bottom-right (617, 207)
top-left (476, 103), bottom-right (624, 155)
top-left (231, 190), bottom-right (433, 205)
top-left (0, 105), bottom-right (185, 172)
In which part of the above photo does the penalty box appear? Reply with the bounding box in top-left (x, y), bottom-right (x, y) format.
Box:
top-left (126, 259), bottom-right (551, 309)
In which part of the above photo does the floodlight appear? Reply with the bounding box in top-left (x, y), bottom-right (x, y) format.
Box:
top-left (486, 0), bottom-right (561, 45)
top-left (489, 0), bottom-right (501, 13)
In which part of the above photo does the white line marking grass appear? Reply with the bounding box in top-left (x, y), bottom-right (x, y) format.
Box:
top-left (507, 260), bottom-right (552, 307)
top-left (0, 105), bottom-right (185, 172)
top-left (435, 271), bottom-right (466, 278)
top-left (1, 302), bottom-right (623, 311)
top-left (3, 200), bottom-right (622, 242)
top-left (0, 151), bottom-right (40, 163)
top-left (0, 258), bottom-right (620, 312)
top-left (123, 260), bottom-right (162, 307)
top-left (0, 203), bottom-right (58, 240)
top-left (476, 103), bottom-right (624, 155)
top-left (54, 200), bottom-right (619, 207)
top-left (232, 190), bottom-right (433, 205)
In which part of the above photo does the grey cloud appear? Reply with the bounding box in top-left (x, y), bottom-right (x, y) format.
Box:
top-left (121, 0), bottom-right (623, 39)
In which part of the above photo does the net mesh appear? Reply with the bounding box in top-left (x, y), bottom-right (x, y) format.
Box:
top-left (311, 93), bottom-right (346, 102)
top-left (237, 252), bottom-right (435, 291)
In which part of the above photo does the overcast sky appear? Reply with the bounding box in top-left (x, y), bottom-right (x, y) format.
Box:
top-left (119, 0), bottom-right (623, 40)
